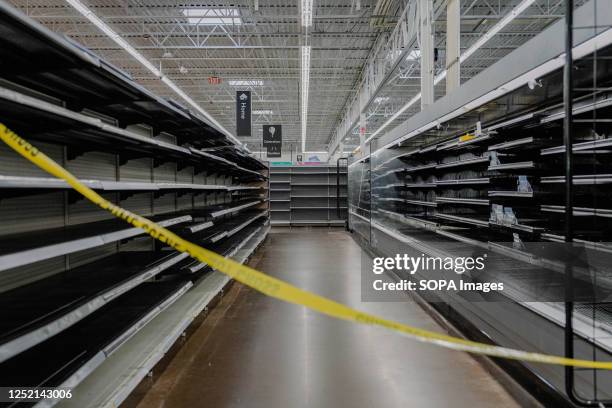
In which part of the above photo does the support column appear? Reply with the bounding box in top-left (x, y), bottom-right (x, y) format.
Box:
top-left (419, 0), bottom-right (434, 108)
top-left (359, 112), bottom-right (366, 153)
top-left (446, 0), bottom-right (460, 93)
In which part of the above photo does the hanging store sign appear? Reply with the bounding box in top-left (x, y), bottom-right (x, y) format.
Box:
top-left (262, 125), bottom-right (282, 147)
top-left (266, 144), bottom-right (281, 158)
top-left (267, 146), bottom-right (281, 157)
top-left (236, 91), bottom-right (251, 136)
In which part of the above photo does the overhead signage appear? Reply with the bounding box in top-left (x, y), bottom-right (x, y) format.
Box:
top-left (267, 143), bottom-right (281, 158)
top-left (236, 91), bottom-right (251, 136)
top-left (262, 125), bottom-right (282, 147)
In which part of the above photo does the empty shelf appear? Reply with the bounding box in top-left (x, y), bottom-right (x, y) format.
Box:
top-left (290, 220), bottom-right (346, 225)
top-left (372, 168), bottom-right (406, 180)
top-left (227, 186), bottom-right (264, 191)
top-left (436, 156), bottom-right (489, 169)
top-left (226, 211), bottom-right (267, 237)
top-left (373, 183), bottom-right (435, 190)
top-left (541, 137), bottom-right (612, 155)
top-left (0, 214), bottom-right (191, 272)
top-left (178, 221), bottom-right (267, 276)
top-left (60, 226), bottom-right (269, 408)
top-left (209, 200), bottom-right (262, 218)
top-left (404, 199), bottom-right (438, 207)
top-left (377, 197), bottom-right (405, 203)
top-left (0, 280), bottom-right (191, 397)
top-left (184, 220), bottom-right (214, 234)
top-left (292, 183), bottom-right (338, 186)
top-left (378, 209), bottom-right (438, 228)
top-left (541, 174), bottom-right (612, 185)
top-left (190, 150), bottom-right (266, 179)
top-left (489, 222), bottom-right (544, 233)
top-left (488, 137), bottom-right (534, 151)
top-left (290, 206), bottom-right (346, 210)
top-left (168, 220), bottom-right (266, 274)
top-left (0, 176), bottom-right (229, 194)
top-left (157, 183), bottom-right (227, 191)
top-left (291, 195), bottom-right (346, 198)
top-left (437, 134), bottom-right (491, 151)
top-left (435, 197), bottom-right (489, 206)
top-left (405, 163), bottom-right (437, 173)
top-left (488, 161), bottom-right (534, 171)
top-left (0, 85), bottom-right (194, 163)
top-left (435, 213), bottom-right (489, 227)
top-left (435, 178), bottom-right (489, 186)
top-left (0, 251), bottom-right (188, 363)
top-left (541, 205), bottom-right (612, 218)
top-left (488, 191), bottom-right (534, 198)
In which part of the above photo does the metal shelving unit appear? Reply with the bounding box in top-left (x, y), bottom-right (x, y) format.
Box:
top-left (269, 165), bottom-right (347, 227)
top-left (0, 5), bottom-right (270, 406)
top-left (348, 1), bottom-right (612, 404)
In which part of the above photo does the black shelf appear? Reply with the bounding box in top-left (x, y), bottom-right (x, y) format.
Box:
top-left (0, 214), bottom-right (191, 272)
top-left (0, 2), bottom-right (231, 148)
top-left (0, 251), bottom-right (187, 363)
top-left (167, 218), bottom-right (267, 275)
top-left (0, 279), bottom-right (191, 396)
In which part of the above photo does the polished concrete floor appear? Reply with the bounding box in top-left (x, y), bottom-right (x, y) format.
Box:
top-left (135, 229), bottom-right (520, 408)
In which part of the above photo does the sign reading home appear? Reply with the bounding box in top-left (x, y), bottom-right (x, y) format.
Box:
top-left (236, 91), bottom-right (251, 136)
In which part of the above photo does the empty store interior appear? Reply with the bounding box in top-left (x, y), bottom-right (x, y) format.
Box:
top-left (1, 0), bottom-right (612, 407)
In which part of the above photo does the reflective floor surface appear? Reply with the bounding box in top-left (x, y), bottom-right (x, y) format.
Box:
top-left (133, 228), bottom-right (520, 408)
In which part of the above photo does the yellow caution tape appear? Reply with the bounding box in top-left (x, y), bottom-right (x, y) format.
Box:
top-left (459, 133), bottom-right (476, 142)
top-left (1, 122), bottom-right (611, 370)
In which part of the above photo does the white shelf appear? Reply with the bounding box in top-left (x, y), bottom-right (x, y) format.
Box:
top-left (435, 197), bottom-right (489, 206)
top-left (186, 221), bottom-right (214, 233)
top-left (0, 176), bottom-right (228, 192)
top-left (435, 178), bottom-right (489, 186)
top-left (436, 156), bottom-right (489, 169)
top-left (210, 200), bottom-right (262, 218)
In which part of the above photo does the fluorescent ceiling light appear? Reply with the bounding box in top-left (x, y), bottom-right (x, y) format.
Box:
top-left (228, 80), bottom-right (264, 86)
top-left (253, 110), bottom-right (274, 115)
top-left (363, 0), bottom-right (537, 145)
top-left (301, 0), bottom-right (313, 26)
top-left (182, 8), bottom-right (242, 25)
top-left (374, 96), bottom-right (390, 104)
top-left (301, 45), bottom-right (311, 152)
top-left (65, 0), bottom-right (241, 148)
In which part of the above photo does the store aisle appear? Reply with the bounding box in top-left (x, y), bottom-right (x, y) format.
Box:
top-left (134, 229), bottom-right (520, 408)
